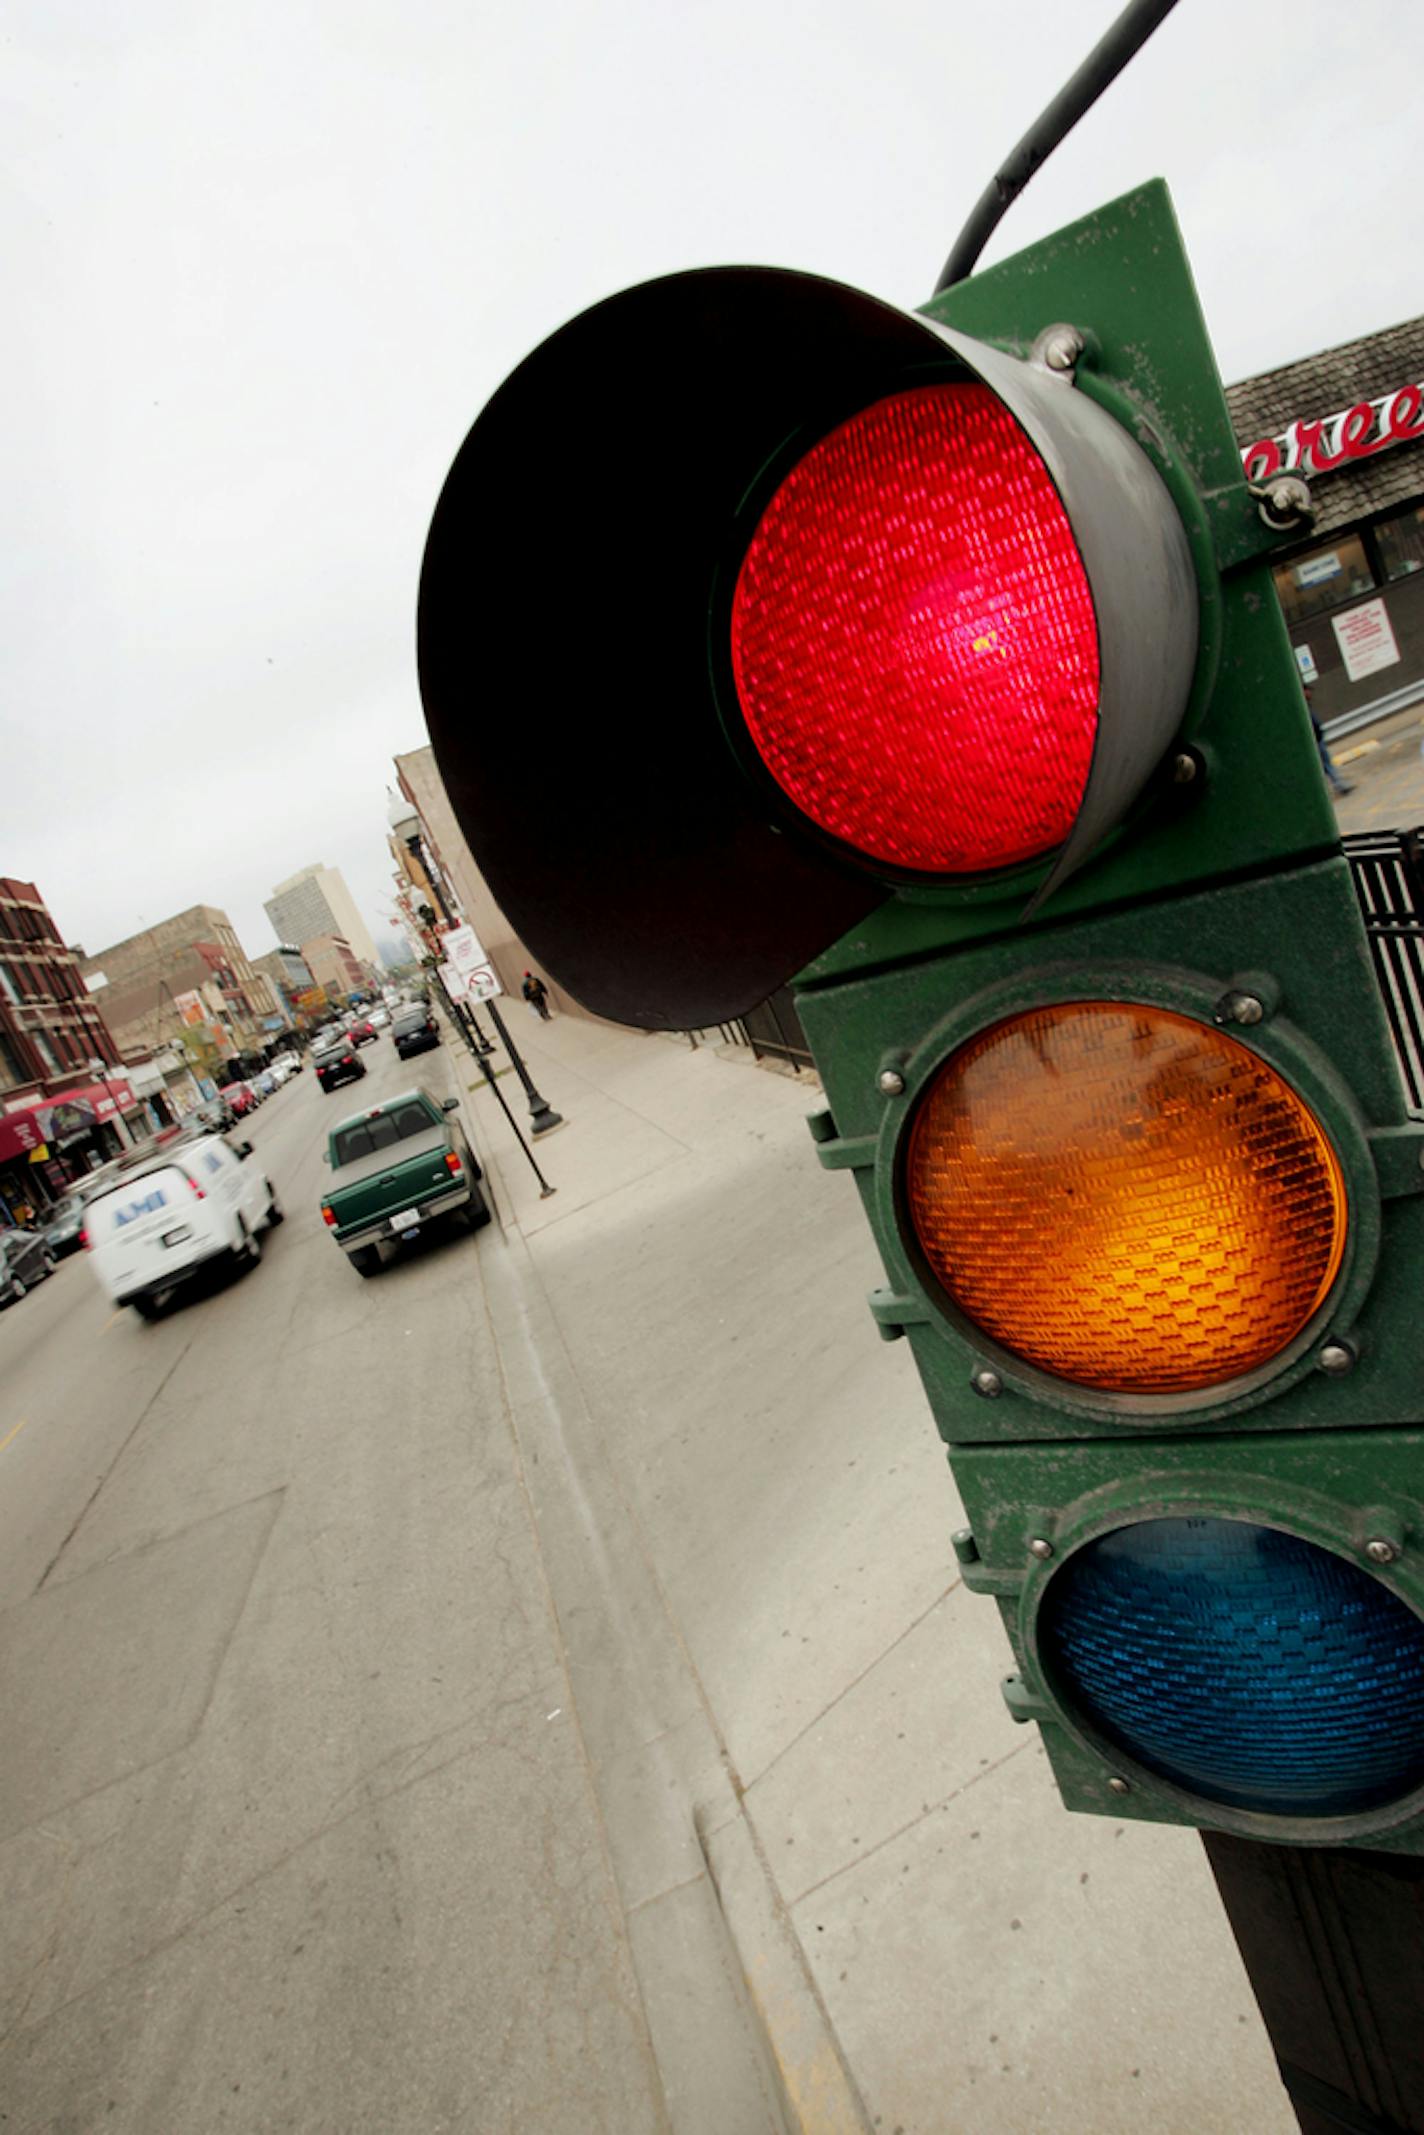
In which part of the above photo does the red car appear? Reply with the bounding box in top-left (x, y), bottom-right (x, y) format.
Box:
top-left (347, 1020), bottom-right (379, 1046)
top-left (226, 1083), bottom-right (260, 1117)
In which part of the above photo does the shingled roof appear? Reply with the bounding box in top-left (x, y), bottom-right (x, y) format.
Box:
top-left (1225, 317), bottom-right (1424, 540)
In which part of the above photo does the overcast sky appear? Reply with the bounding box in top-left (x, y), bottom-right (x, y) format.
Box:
top-left (3, 0), bottom-right (1420, 965)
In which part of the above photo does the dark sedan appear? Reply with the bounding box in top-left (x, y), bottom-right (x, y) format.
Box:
top-left (0, 1227), bottom-right (56, 1305)
top-left (393, 1007), bottom-right (441, 1059)
top-left (315, 1041), bottom-right (368, 1094)
top-left (188, 1097), bottom-right (238, 1134)
top-left (42, 1189), bottom-right (90, 1259)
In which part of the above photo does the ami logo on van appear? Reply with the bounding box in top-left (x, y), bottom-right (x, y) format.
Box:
top-left (113, 1188), bottom-right (169, 1227)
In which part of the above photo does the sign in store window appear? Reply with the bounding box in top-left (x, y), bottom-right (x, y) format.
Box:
top-left (1274, 532), bottom-right (1375, 625)
top-left (1333, 599), bottom-right (1401, 683)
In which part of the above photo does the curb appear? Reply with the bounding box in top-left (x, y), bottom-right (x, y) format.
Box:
top-left (450, 1026), bottom-right (870, 2132)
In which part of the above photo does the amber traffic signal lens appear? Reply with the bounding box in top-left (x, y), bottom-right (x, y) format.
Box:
top-left (904, 1003), bottom-right (1347, 1396)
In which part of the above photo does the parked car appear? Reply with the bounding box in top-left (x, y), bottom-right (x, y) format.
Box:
top-left (254, 1069), bottom-right (277, 1096)
top-left (368, 1006), bottom-right (391, 1029)
top-left (188, 1096), bottom-right (238, 1133)
top-left (273, 1051), bottom-right (304, 1077)
top-left (0, 1227), bottom-right (56, 1303)
top-left (225, 1083), bottom-right (260, 1118)
top-left (347, 1019), bottom-right (379, 1047)
top-left (320, 1088), bottom-right (488, 1276)
top-left (393, 1005), bottom-right (441, 1059)
top-left (82, 1131), bottom-right (283, 1320)
top-left (42, 1188), bottom-right (91, 1259)
top-left (313, 1036), bottom-right (367, 1095)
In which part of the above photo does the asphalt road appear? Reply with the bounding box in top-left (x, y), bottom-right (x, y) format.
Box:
top-left (0, 1035), bottom-right (666, 2133)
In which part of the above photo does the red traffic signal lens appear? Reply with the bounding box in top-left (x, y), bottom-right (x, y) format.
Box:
top-left (731, 384), bottom-right (1099, 875)
top-left (904, 1002), bottom-right (1348, 1396)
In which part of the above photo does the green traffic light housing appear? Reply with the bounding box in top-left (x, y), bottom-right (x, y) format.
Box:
top-left (419, 178), bottom-right (1424, 1851)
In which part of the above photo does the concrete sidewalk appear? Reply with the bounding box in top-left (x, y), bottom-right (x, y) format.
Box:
top-left (454, 1008), bottom-right (1294, 2135)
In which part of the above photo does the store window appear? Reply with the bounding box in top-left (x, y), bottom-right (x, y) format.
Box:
top-left (1378, 505), bottom-right (1424, 583)
top-left (1273, 534), bottom-right (1377, 625)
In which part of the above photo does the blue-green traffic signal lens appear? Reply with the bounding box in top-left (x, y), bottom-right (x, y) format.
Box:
top-left (1039, 1519), bottom-right (1424, 1819)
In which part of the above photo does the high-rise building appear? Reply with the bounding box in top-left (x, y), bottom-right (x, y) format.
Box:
top-left (264, 865), bottom-right (378, 971)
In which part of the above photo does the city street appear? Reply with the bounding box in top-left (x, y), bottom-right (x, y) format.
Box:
top-left (3, 716), bottom-right (1423, 2135)
top-left (5, 3), bottom-right (1422, 2129)
top-left (0, 1039), bottom-right (669, 2133)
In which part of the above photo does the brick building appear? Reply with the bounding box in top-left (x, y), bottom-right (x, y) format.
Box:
top-left (393, 746), bottom-right (578, 1016)
top-left (253, 945), bottom-right (320, 1028)
top-left (300, 933), bottom-right (367, 1006)
top-left (0, 878), bottom-right (137, 1223)
top-left (81, 906), bottom-right (281, 1064)
top-left (0, 878), bottom-right (122, 1090)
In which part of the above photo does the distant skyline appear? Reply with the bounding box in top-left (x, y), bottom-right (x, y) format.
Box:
top-left (4, 0), bottom-right (1420, 965)
top-left (59, 857), bottom-right (388, 973)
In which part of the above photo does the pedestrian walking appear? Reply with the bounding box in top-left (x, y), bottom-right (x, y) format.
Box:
top-left (1305, 683), bottom-right (1354, 797)
top-left (522, 971), bottom-right (552, 1020)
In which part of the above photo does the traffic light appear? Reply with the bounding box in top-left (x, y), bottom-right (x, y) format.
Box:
top-left (419, 179), bottom-right (1424, 1853)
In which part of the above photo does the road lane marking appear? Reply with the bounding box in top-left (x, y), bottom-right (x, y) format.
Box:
top-left (0, 1416), bottom-right (31, 1457)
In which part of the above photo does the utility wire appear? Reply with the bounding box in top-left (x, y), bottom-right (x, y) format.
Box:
top-left (933, 0), bottom-right (1183, 294)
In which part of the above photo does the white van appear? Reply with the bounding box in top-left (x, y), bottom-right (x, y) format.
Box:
top-left (83, 1132), bottom-right (283, 1320)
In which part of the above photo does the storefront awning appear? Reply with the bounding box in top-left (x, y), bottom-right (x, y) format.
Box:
top-left (0, 1077), bottom-right (134, 1164)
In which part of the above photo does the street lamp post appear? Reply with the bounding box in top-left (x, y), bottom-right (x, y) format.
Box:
top-left (87, 1053), bottom-right (127, 1148)
top-left (388, 798), bottom-right (564, 1138)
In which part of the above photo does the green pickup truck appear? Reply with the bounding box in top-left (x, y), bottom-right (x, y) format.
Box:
top-left (320, 1087), bottom-right (489, 1276)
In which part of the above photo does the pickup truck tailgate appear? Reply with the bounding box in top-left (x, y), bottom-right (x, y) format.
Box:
top-left (325, 1127), bottom-right (459, 1235)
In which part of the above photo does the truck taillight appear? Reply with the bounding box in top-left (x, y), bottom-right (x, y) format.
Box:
top-left (321, 1205), bottom-right (337, 1227)
top-left (445, 1151), bottom-right (463, 1174)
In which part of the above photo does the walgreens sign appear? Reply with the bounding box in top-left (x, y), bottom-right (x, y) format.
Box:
top-left (1242, 380), bottom-right (1424, 482)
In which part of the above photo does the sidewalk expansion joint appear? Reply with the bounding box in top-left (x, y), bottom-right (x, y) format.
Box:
top-left (781, 1734), bottom-right (1036, 1910)
top-left (738, 1575), bottom-right (962, 1800)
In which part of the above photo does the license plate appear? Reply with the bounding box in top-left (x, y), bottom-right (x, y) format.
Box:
top-left (389, 1208), bottom-right (420, 1233)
